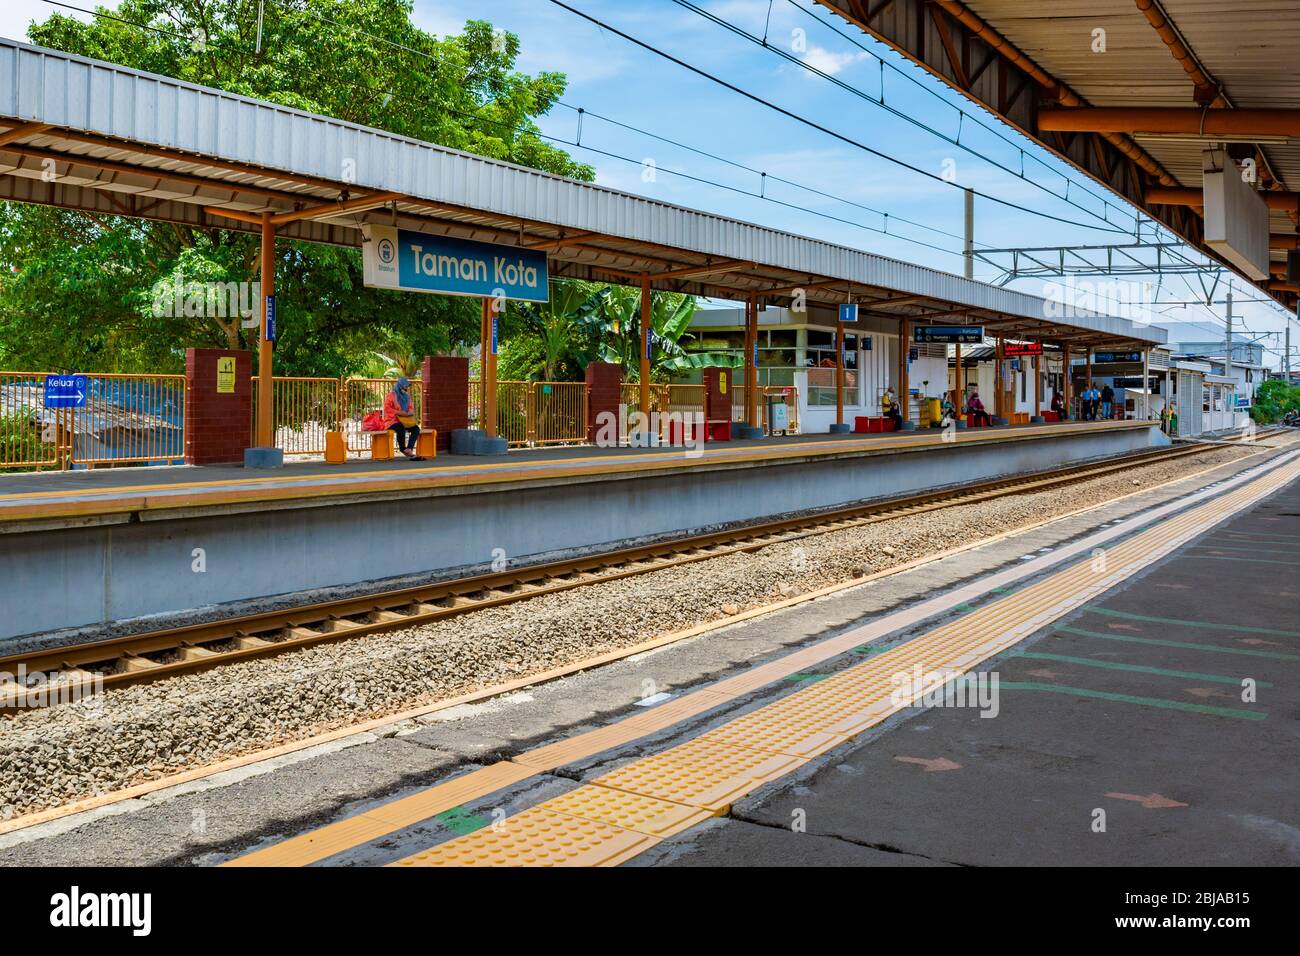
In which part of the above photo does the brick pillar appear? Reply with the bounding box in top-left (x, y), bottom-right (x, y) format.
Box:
top-left (421, 355), bottom-right (470, 452)
top-left (585, 362), bottom-right (622, 443)
top-left (702, 366), bottom-right (730, 422)
top-left (185, 348), bottom-right (253, 466)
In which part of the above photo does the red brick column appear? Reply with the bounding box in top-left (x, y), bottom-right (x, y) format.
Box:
top-left (185, 348), bottom-right (252, 465)
top-left (421, 355), bottom-right (469, 451)
top-left (585, 362), bottom-right (622, 443)
top-left (702, 366), bottom-right (730, 421)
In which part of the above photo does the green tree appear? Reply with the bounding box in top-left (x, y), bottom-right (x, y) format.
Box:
top-left (0, 0), bottom-right (593, 374)
top-left (1251, 379), bottom-right (1300, 423)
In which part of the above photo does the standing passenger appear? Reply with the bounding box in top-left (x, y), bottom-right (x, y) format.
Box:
top-left (1100, 383), bottom-right (1115, 420)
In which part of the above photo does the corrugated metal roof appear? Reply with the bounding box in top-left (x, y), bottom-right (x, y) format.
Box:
top-left (0, 37), bottom-right (1164, 346)
top-left (958, 1), bottom-right (1300, 262)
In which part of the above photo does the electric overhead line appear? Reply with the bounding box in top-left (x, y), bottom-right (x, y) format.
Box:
top-left (672, 0), bottom-right (1138, 237)
top-left (542, 0), bottom-right (1136, 235)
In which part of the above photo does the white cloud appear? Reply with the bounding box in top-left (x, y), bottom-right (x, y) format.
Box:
top-left (800, 46), bottom-right (869, 77)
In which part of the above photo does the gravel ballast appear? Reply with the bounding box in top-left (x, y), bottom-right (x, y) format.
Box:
top-left (0, 446), bottom-right (1253, 819)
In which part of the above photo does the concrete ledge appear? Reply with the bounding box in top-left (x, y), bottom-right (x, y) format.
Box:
top-left (450, 429), bottom-right (508, 457)
top-left (899, 421), bottom-right (917, 431)
top-left (243, 447), bottom-right (284, 469)
top-left (0, 424), bottom-right (1170, 639)
top-left (827, 423), bottom-right (851, 434)
top-left (1030, 415), bottom-right (1046, 424)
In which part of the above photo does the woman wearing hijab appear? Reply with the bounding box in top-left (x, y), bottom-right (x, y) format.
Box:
top-left (381, 377), bottom-right (425, 461)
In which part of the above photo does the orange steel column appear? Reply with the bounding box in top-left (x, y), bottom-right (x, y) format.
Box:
top-left (835, 317), bottom-right (845, 428)
top-left (482, 297), bottom-right (498, 438)
top-left (256, 212), bottom-right (275, 448)
top-left (898, 318), bottom-right (910, 424)
top-left (994, 337), bottom-right (1004, 419)
top-left (745, 296), bottom-right (759, 428)
top-left (1034, 348), bottom-right (1043, 417)
top-left (954, 343), bottom-right (963, 410)
top-left (640, 277), bottom-right (652, 425)
top-left (1062, 344), bottom-right (1071, 416)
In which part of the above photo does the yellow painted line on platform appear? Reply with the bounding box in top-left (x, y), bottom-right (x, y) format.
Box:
top-left (389, 457), bottom-right (1299, 867)
top-left (0, 422), bottom-right (1145, 522)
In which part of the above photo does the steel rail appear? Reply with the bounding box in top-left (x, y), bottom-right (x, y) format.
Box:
top-left (0, 441), bottom-right (1252, 709)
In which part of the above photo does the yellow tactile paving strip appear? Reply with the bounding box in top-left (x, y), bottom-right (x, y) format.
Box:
top-left (0, 421), bottom-right (1144, 523)
top-left (389, 456), bottom-right (1300, 867)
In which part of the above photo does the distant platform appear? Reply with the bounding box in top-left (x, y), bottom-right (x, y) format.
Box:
top-left (0, 420), bottom-right (1153, 528)
top-left (0, 419), bottom-right (1165, 640)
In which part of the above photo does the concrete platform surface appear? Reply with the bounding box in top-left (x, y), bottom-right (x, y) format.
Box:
top-left (1, 444), bottom-right (1290, 867)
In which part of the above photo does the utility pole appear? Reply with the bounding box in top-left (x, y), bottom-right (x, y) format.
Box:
top-left (1225, 284), bottom-right (1233, 401)
top-left (963, 188), bottom-right (974, 280)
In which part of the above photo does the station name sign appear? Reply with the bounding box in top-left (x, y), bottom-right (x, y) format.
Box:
top-left (362, 225), bottom-right (549, 303)
top-left (1003, 342), bottom-right (1042, 357)
top-left (913, 325), bottom-right (983, 345)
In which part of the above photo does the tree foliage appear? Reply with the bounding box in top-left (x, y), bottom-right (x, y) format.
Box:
top-left (0, 0), bottom-right (593, 374)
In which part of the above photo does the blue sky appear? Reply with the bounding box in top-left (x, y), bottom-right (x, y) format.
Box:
top-left (2, 0), bottom-right (1293, 367)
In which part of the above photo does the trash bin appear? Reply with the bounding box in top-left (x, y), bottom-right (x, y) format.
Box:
top-left (925, 397), bottom-right (942, 427)
top-left (765, 395), bottom-right (790, 436)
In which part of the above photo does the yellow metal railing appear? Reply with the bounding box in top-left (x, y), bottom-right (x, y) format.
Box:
top-left (531, 381), bottom-right (588, 446)
top-left (341, 378), bottom-right (422, 453)
top-left (0, 372), bottom-right (63, 470)
top-left (469, 379), bottom-right (589, 447)
top-left (252, 377), bottom-right (423, 457)
top-left (731, 384), bottom-right (800, 434)
top-left (1, 371), bottom-right (185, 471)
top-left (70, 373), bottom-right (186, 465)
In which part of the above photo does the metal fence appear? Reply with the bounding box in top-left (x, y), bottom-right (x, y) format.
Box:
top-left (252, 377), bottom-right (423, 456)
top-left (1, 371), bottom-right (185, 471)
top-left (469, 379), bottom-right (589, 447)
top-left (732, 384), bottom-right (800, 434)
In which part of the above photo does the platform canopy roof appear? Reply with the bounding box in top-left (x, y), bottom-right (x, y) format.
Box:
top-left (0, 37), bottom-right (1164, 349)
top-left (814, 0), bottom-right (1300, 308)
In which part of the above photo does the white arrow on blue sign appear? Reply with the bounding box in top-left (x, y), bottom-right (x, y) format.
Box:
top-left (44, 374), bottom-right (87, 409)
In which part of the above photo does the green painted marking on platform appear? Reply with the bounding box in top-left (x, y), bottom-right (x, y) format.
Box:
top-left (989, 587), bottom-right (1010, 594)
top-left (434, 807), bottom-right (490, 836)
top-left (1086, 607), bottom-right (1300, 638)
top-left (784, 673), bottom-right (829, 682)
top-left (1012, 651), bottom-right (1271, 686)
top-left (1192, 542), bottom-right (1300, 554)
top-left (1183, 554), bottom-right (1300, 566)
top-left (997, 682), bottom-right (1265, 720)
top-left (854, 645), bottom-right (886, 655)
top-left (1059, 626), bottom-right (1300, 662)
top-left (955, 603), bottom-right (975, 612)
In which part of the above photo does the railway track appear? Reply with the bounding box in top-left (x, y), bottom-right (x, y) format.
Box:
top-left (0, 440), bottom-right (1258, 710)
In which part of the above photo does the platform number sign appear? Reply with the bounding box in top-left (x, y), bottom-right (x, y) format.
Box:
top-left (838, 303), bottom-right (858, 325)
top-left (44, 374), bottom-right (87, 408)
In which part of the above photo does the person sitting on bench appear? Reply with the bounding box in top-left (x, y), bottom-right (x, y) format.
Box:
top-left (966, 390), bottom-right (991, 427)
top-left (881, 386), bottom-right (903, 430)
top-left (1051, 390), bottom-right (1067, 420)
top-left (382, 377), bottom-right (425, 461)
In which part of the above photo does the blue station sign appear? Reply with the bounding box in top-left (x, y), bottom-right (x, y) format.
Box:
top-left (363, 225), bottom-right (549, 303)
top-left (913, 325), bottom-right (983, 345)
top-left (44, 374), bottom-right (87, 408)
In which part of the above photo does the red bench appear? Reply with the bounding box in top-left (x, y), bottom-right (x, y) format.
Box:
top-left (854, 416), bottom-right (896, 433)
